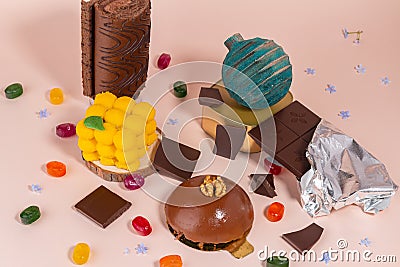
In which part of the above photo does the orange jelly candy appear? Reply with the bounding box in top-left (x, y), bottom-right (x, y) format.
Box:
top-left (266, 202), bottom-right (285, 222)
top-left (159, 255), bottom-right (183, 267)
top-left (46, 161), bottom-right (66, 177)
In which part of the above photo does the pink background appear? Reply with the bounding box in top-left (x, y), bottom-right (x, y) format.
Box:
top-left (1, 0), bottom-right (399, 266)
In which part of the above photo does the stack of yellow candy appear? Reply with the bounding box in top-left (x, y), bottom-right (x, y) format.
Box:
top-left (76, 92), bottom-right (158, 171)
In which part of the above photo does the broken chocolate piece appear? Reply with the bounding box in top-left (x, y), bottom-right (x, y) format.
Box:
top-left (213, 125), bottom-right (246, 160)
top-left (198, 87), bottom-right (224, 107)
top-left (81, 0), bottom-right (151, 98)
top-left (249, 174), bottom-right (277, 198)
top-left (282, 223), bottom-right (324, 253)
top-left (153, 137), bottom-right (201, 181)
top-left (74, 185), bottom-right (132, 228)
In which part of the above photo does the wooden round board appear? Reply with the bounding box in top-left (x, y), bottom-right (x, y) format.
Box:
top-left (84, 129), bottom-right (162, 182)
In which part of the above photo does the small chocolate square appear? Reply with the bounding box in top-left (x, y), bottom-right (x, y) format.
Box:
top-left (276, 139), bottom-right (311, 179)
top-left (74, 185), bottom-right (132, 228)
top-left (213, 124), bottom-right (246, 160)
top-left (248, 118), bottom-right (298, 154)
top-left (198, 87), bottom-right (224, 107)
top-left (301, 127), bottom-right (317, 144)
top-left (274, 101), bottom-right (321, 136)
top-left (153, 137), bottom-right (201, 181)
top-left (249, 174), bottom-right (277, 198)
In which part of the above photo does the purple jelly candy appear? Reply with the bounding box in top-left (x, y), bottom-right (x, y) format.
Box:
top-left (56, 123), bottom-right (76, 138)
top-left (157, 53), bottom-right (171, 70)
top-left (124, 174), bottom-right (145, 190)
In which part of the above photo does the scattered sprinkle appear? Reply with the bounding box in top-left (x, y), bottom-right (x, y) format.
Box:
top-left (320, 251), bottom-right (331, 264)
top-left (305, 68), bottom-right (316, 75)
top-left (355, 64), bottom-right (366, 74)
top-left (135, 243), bottom-right (148, 255)
top-left (37, 108), bottom-right (50, 119)
top-left (359, 238), bottom-right (371, 247)
top-left (30, 184), bottom-right (42, 194)
top-left (123, 248), bottom-right (131, 255)
top-left (342, 28), bottom-right (349, 39)
top-left (338, 110), bottom-right (351, 119)
top-left (381, 77), bottom-right (390, 85)
top-left (325, 84), bottom-right (337, 94)
top-left (167, 118), bottom-right (178, 125)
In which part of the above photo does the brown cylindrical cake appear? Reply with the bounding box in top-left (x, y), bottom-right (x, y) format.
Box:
top-left (81, 0), bottom-right (151, 98)
top-left (165, 175), bottom-right (254, 254)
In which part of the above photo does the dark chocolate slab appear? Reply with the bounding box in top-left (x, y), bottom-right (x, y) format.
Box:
top-left (153, 137), bottom-right (201, 181)
top-left (275, 138), bottom-right (311, 179)
top-left (213, 125), bottom-right (246, 160)
top-left (301, 127), bottom-right (317, 144)
top-left (249, 174), bottom-right (277, 198)
top-left (198, 87), bottom-right (224, 107)
top-left (282, 223), bottom-right (324, 253)
top-left (74, 185), bottom-right (132, 228)
top-left (274, 101), bottom-right (321, 136)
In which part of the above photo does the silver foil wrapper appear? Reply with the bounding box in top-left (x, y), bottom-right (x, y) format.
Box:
top-left (300, 120), bottom-right (398, 217)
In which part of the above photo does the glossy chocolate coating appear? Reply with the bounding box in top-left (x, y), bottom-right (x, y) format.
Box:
top-left (165, 175), bottom-right (254, 244)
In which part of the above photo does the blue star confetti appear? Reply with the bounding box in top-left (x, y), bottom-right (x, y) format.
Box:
top-left (37, 108), bottom-right (50, 119)
top-left (342, 28), bottom-right (349, 39)
top-left (135, 243), bottom-right (148, 255)
top-left (355, 64), bottom-right (366, 74)
top-left (338, 110), bottom-right (350, 119)
top-left (381, 77), bottom-right (390, 85)
top-left (305, 68), bottom-right (316, 75)
top-left (30, 184), bottom-right (42, 194)
top-left (321, 251), bottom-right (331, 264)
top-left (325, 84), bottom-right (336, 94)
top-left (123, 248), bottom-right (131, 255)
top-left (167, 118), bottom-right (178, 125)
top-left (359, 238), bottom-right (371, 247)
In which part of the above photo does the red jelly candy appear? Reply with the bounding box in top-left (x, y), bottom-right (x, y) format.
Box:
top-left (264, 158), bottom-right (282, 175)
top-left (123, 174), bottom-right (144, 190)
top-left (56, 123), bottom-right (76, 138)
top-left (266, 202), bottom-right (285, 222)
top-left (157, 53), bottom-right (171, 69)
top-left (132, 216), bottom-right (152, 236)
top-left (46, 161), bottom-right (66, 177)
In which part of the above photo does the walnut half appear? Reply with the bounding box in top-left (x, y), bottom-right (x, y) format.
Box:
top-left (200, 175), bottom-right (227, 198)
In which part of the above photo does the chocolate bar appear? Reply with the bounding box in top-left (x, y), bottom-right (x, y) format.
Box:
top-left (81, 0), bottom-right (151, 98)
top-left (249, 174), bottom-right (277, 198)
top-left (282, 223), bottom-right (324, 253)
top-left (74, 185), bottom-right (132, 228)
top-left (248, 101), bottom-right (321, 179)
top-left (153, 137), bottom-right (201, 181)
top-left (213, 125), bottom-right (246, 160)
top-left (198, 87), bottom-right (224, 107)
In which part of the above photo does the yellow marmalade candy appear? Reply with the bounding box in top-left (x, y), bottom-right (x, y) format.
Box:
top-left (127, 159), bottom-right (140, 171)
top-left (76, 120), bottom-right (94, 140)
top-left (131, 102), bottom-right (156, 121)
top-left (82, 151), bottom-right (99, 162)
top-left (146, 133), bottom-right (158, 146)
top-left (96, 143), bottom-right (116, 158)
top-left (113, 96), bottom-right (134, 112)
top-left (94, 123), bottom-right (117, 145)
top-left (94, 91), bottom-right (117, 109)
top-left (104, 108), bottom-right (124, 128)
top-left (124, 115), bottom-right (146, 136)
top-left (85, 104), bottom-right (107, 118)
top-left (100, 156), bottom-right (115, 166)
top-left (145, 120), bottom-right (157, 135)
top-left (78, 138), bottom-right (97, 153)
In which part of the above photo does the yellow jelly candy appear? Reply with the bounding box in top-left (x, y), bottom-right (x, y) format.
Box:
top-left (72, 243), bottom-right (90, 265)
top-left (115, 161), bottom-right (129, 170)
top-left (104, 108), bottom-right (124, 128)
top-left (132, 102), bottom-right (155, 121)
top-left (127, 159), bottom-right (140, 171)
top-left (82, 151), bottom-right (99, 162)
top-left (94, 92), bottom-right (117, 109)
top-left (114, 149), bottom-right (126, 163)
top-left (85, 104), bottom-right (107, 118)
top-left (145, 120), bottom-right (157, 135)
top-left (78, 138), bottom-right (97, 153)
top-left (125, 150), bottom-right (140, 164)
top-left (113, 131), bottom-right (123, 150)
top-left (94, 123), bottom-right (117, 145)
top-left (137, 146), bottom-right (146, 158)
top-left (146, 132), bottom-right (158, 146)
top-left (49, 88), bottom-right (64, 105)
top-left (113, 96), bottom-right (134, 112)
top-left (100, 156), bottom-right (115, 166)
top-left (96, 143), bottom-right (116, 158)
top-left (124, 115), bottom-right (146, 136)
top-left (76, 120), bottom-right (95, 139)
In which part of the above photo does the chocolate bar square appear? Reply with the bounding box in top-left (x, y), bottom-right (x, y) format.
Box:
top-left (198, 87), bottom-right (224, 107)
top-left (74, 185), bottom-right (132, 228)
top-left (301, 127), bottom-right (317, 144)
top-left (274, 101), bottom-right (321, 136)
top-left (153, 137), bottom-right (201, 181)
top-left (213, 124), bottom-right (246, 160)
top-left (275, 139), bottom-right (311, 179)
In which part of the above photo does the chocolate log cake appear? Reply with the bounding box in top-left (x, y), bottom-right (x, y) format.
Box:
top-left (81, 0), bottom-right (151, 98)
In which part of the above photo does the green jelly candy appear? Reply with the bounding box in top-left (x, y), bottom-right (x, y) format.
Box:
top-left (5, 83), bottom-right (23, 99)
top-left (84, 116), bottom-right (105, 131)
top-left (267, 256), bottom-right (289, 267)
top-left (173, 81), bottom-right (187, 98)
top-left (20, 205), bottom-right (41, 225)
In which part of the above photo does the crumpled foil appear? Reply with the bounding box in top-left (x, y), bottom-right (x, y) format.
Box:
top-left (300, 120), bottom-right (398, 217)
